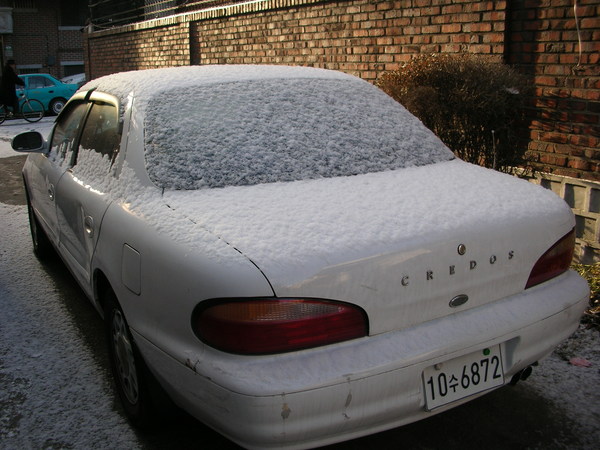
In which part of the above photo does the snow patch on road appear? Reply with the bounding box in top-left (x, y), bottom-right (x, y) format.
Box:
top-left (0, 204), bottom-right (140, 448)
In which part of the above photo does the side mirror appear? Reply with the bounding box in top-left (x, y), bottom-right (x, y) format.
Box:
top-left (12, 131), bottom-right (46, 153)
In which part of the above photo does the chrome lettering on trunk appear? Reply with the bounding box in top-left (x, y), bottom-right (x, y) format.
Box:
top-left (400, 250), bottom-right (515, 287)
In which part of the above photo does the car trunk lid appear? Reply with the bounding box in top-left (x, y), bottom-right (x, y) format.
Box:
top-left (162, 159), bottom-right (574, 335)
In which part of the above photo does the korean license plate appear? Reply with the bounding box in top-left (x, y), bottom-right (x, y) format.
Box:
top-left (422, 346), bottom-right (504, 410)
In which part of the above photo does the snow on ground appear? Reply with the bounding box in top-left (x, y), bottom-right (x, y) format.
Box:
top-left (0, 204), bottom-right (140, 449)
top-left (0, 117), bottom-right (598, 448)
top-left (0, 118), bottom-right (141, 448)
top-left (527, 325), bottom-right (600, 449)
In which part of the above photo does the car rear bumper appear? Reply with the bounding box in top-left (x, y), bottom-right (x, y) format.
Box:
top-left (134, 270), bottom-right (588, 449)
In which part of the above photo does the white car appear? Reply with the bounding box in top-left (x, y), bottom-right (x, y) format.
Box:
top-left (61, 73), bottom-right (86, 87)
top-left (13, 65), bottom-right (588, 449)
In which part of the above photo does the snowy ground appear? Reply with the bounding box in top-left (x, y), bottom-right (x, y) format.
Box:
top-left (0, 203), bottom-right (141, 448)
top-left (0, 118), bottom-right (598, 449)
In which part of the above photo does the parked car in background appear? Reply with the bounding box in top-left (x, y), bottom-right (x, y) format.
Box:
top-left (18, 73), bottom-right (78, 115)
top-left (61, 73), bottom-right (86, 88)
top-left (12, 65), bottom-right (589, 450)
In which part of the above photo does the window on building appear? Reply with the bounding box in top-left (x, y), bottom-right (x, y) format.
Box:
top-left (11, 1), bottom-right (37, 12)
top-left (63, 64), bottom-right (84, 77)
top-left (17, 64), bottom-right (43, 75)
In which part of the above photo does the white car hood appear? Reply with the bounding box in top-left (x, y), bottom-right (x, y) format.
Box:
top-left (161, 159), bottom-right (574, 334)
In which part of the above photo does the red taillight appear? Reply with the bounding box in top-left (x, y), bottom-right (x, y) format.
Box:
top-left (525, 229), bottom-right (575, 289)
top-left (192, 298), bottom-right (368, 354)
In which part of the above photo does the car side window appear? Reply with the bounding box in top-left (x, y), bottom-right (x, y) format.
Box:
top-left (78, 102), bottom-right (120, 161)
top-left (28, 76), bottom-right (53, 89)
top-left (49, 101), bottom-right (89, 164)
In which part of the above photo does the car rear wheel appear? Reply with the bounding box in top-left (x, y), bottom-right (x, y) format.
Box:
top-left (49, 97), bottom-right (67, 115)
top-left (26, 192), bottom-right (52, 259)
top-left (104, 290), bottom-right (176, 428)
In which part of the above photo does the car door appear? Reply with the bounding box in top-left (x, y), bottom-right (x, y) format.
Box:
top-left (54, 97), bottom-right (122, 290)
top-left (22, 75), bottom-right (55, 109)
top-left (26, 100), bottom-right (90, 244)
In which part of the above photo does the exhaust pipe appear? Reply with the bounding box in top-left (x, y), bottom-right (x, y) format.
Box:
top-left (509, 365), bottom-right (534, 385)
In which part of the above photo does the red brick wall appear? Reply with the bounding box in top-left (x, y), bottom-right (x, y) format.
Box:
top-left (86, 22), bottom-right (190, 77)
top-left (84, 0), bottom-right (600, 181)
top-left (507, 0), bottom-right (599, 181)
top-left (192, 0), bottom-right (505, 81)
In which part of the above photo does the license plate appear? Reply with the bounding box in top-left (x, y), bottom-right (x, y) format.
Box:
top-left (422, 346), bottom-right (504, 410)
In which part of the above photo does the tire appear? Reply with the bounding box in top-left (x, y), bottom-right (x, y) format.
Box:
top-left (0, 104), bottom-right (6, 124)
top-left (49, 97), bottom-right (66, 116)
top-left (21, 99), bottom-right (44, 123)
top-left (104, 291), bottom-right (163, 428)
top-left (26, 192), bottom-right (53, 259)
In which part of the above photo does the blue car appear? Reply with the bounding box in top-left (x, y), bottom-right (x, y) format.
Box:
top-left (18, 73), bottom-right (78, 115)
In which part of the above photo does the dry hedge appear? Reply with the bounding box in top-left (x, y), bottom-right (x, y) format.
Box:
top-left (377, 54), bottom-right (531, 174)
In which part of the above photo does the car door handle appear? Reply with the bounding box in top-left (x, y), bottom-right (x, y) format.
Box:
top-left (84, 216), bottom-right (94, 238)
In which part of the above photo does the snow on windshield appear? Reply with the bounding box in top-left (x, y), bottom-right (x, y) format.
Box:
top-left (144, 78), bottom-right (453, 190)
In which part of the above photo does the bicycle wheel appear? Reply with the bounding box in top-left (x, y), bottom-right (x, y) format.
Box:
top-left (0, 105), bottom-right (6, 124)
top-left (21, 99), bottom-right (44, 123)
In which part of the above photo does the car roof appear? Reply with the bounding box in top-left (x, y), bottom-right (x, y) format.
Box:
top-left (22, 73), bottom-right (55, 78)
top-left (81, 65), bottom-right (359, 114)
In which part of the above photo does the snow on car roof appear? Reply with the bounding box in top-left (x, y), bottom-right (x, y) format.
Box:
top-left (81, 65), bottom-right (353, 111)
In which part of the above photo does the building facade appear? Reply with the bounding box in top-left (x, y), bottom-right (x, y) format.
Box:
top-left (0, 0), bottom-right (87, 78)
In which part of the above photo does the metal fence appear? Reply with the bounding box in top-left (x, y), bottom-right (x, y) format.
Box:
top-left (88, 0), bottom-right (237, 29)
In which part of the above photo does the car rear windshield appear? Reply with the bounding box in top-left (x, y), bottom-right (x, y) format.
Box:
top-left (144, 78), bottom-right (454, 190)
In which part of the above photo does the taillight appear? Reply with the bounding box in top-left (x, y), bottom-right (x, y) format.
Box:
top-left (525, 229), bottom-right (575, 289)
top-left (192, 298), bottom-right (368, 354)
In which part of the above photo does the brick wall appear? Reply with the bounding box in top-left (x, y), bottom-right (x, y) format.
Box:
top-left (86, 21), bottom-right (190, 77)
top-left (58, 29), bottom-right (85, 62)
top-left (7, 1), bottom-right (84, 78)
top-left (10, 3), bottom-right (58, 73)
top-left (84, 0), bottom-right (599, 182)
top-left (191, 0), bottom-right (506, 81)
top-left (88, 0), bottom-right (508, 81)
top-left (507, 0), bottom-right (600, 182)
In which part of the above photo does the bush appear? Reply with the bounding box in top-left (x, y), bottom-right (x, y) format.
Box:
top-left (572, 263), bottom-right (600, 330)
top-left (377, 53), bottom-right (531, 173)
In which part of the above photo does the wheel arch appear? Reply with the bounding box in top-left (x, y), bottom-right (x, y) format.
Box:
top-left (98, 266), bottom-right (178, 425)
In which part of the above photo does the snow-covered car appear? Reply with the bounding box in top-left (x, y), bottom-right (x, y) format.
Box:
top-left (61, 72), bottom-right (86, 87)
top-left (12, 65), bottom-right (588, 449)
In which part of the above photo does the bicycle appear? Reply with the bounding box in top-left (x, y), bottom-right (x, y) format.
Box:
top-left (0, 92), bottom-right (44, 124)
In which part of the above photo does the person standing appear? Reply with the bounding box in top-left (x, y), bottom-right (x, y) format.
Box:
top-left (0, 59), bottom-right (25, 115)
